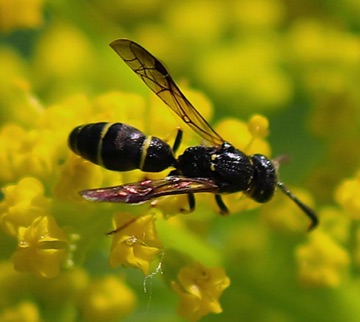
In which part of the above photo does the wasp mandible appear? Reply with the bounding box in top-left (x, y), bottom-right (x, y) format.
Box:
top-left (69, 39), bottom-right (318, 230)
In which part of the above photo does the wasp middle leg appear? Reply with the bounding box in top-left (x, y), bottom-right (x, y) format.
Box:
top-left (172, 128), bottom-right (183, 154)
top-left (215, 194), bottom-right (229, 215)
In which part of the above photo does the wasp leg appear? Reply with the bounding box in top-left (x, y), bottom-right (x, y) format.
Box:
top-left (180, 192), bottom-right (195, 213)
top-left (172, 128), bottom-right (183, 153)
top-left (106, 217), bottom-right (138, 235)
top-left (215, 194), bottom-right (229, 215)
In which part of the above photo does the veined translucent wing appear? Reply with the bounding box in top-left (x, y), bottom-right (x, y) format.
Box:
top-left (110, 38), bottom-right (224, 146)
top-left (80, 176), bottom-right (219, 203)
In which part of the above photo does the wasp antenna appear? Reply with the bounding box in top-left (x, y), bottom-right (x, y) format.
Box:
top-left (277, 182), bottom-right (318, 231)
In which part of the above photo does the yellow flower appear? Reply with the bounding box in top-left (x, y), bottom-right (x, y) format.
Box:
top-left (30, 268), bottom-right (89, 304)
top-left (164, 2), bottom-right (227, 43)
top-left (353, 229), bottom-right (360, 268)
top-left (54, 154), bottom-right (105, 202)
top-left (171, 262), bottom-right (230, 322)
top-left (215, 115), bottom-right (271, 157)
top-left (335, 170), bottom-right (360, 220)
top-left (247, 113), bottom-right (270, 140)
top-left (0, 301), bottom-right (40, 322)
top-left (296, 231), bottom-right (350, 287)
top-left (0, 0), bottom-right (44, 32)
top-left (78, 275), bottom-right (136, 322)
top-left (149, 85), bottom-right (214, 146)
top-left (108, 212), bottom-right (162, 275)
top-left (196, 41), bottom-right (293, 113)
top-left (316, 207), bottom-right (350, 244)
top-left (94, 92), bottom-right (147, 130)
top-left (32, 23), bottom-right (95, 98)
top-left (0, 177), bottom-right (50, 237)
top-left (233, 0), bottom-right (284, 29)
top-left (260, 186), bottom-right (315, 233)
top-left (0, 123), bottom-right (63, 183)
top-left (11, 216), bottom-right (68, 278)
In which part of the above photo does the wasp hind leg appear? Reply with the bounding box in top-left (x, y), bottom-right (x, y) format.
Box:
top-left (215, 194), bottom-right (229, 215)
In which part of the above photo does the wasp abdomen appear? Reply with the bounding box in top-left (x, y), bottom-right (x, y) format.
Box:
top-left (69, 122), bottom-right (176, 172)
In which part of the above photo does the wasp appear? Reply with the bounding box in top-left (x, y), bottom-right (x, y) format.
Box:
top-left (69, 39), bottom-right (318, 230)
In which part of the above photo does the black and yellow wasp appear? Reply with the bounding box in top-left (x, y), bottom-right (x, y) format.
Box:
top-left (69, 39), bottom-right (318, 230)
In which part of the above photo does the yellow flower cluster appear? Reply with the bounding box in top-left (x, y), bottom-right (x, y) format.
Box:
top-left (0, 68), bottom-right (241, 318)
top-left (296, 231), bottom-right (350, 287)
top-left (0, 72), bottom-right (272, 318)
